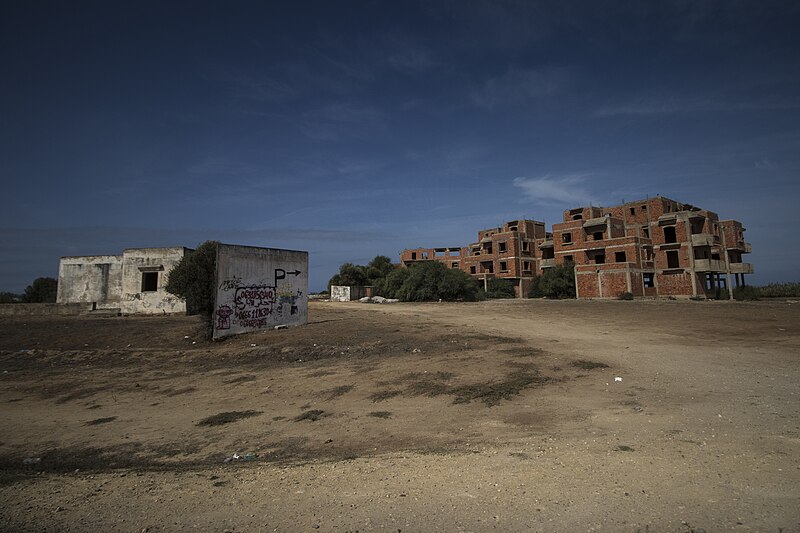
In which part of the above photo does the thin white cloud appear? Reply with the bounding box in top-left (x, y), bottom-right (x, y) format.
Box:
top-left (594, 97), bottom-right (800, 117)
top-left (471, 67), bottom-right (573, 110)
top-left (513, 174), bottom-right (598, 206)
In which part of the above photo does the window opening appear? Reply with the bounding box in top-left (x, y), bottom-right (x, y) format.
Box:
top-left (594, 253), bottom-right (605, 265)
top-left (615, 251), bottom-right (626, 262)
top-left (593, 231), bottom-right (604, 241)
top-left (562, 232), bottom-right (573, 244)
top-left (498, 242), bottom-right (507, 253)
top-left (629, 207), bottom-right (635, 216)
top-left (564, 255), bottom-right (573, 263)
top-left (663, 226), bottom-right (677, 244)
top-left (499, 261), bottom-right (508, 271)
top-left (470, 266), bottom-right (476, 274)
top-left (411, 252), bottom-right (417, 260)
top-left (642, 226), bottom-right (650, 238)
top-left (643, 273), bottom-right (655, 288)
top-left (666, 250), bottom-right (679, 268)
top-left (141, 272), bottom-right (159, 292)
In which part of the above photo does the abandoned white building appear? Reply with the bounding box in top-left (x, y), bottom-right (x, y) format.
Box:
top-left (57, 247), bottom-right (190, 314)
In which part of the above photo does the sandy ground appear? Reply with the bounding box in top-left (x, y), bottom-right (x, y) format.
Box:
top-left (0, 299), bottom-right (798, 532)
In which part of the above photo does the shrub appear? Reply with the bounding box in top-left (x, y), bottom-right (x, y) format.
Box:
top-left (618, 292), bottom-right (634, 300)
top-left (395, 261), bottom-right (479, 302)
top-left (327, 255), bottom-right (399, 295)
top-left (22, 277), bottom-right (58, 303)
top-left (0, 291), bottom-right (21, 304)
top-left (165, 241), bottom-right (219, 316)
top-left (757, 282), bottom-right (800, 298)
top-left (483, 277), bottom-right (516, 299)
top-left (733, 286), bottom-right (761, 300)
top-left (528, 264), bottom-right (576, 299)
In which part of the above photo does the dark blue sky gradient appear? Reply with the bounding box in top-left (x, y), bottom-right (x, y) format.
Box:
top-left (2, 1), bottom-right (799, 291)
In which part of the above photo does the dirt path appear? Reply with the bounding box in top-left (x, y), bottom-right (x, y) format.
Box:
top-left (1, 300), bottom-right (798, 532)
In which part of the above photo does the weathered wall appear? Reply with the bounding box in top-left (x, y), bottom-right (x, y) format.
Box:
top-left (119, 248), bottom-right (188, 315)
top-left (57, 255), bottom-right (123, 309)
top-left (213, 244), bottom-right (308, 340)
top-left (0, 303), bottom-right (89, 316)
top-left (330, 285), bottom-right (351, 302)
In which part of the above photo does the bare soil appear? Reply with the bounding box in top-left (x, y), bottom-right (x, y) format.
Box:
top-left (0, 299), bottom-right (798, 532)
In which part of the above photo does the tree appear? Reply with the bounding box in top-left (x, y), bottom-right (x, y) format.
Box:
top-left (0, 292), bottom-right (21, 304)
top-left (327, 255), bottom-right (400, 295)
top-left (482, 277), bottom-right (516, 299)
top-left (165, 241), bottom-right (219, 315)
top-left (528, 263), bottom-right (576, 299)
top-left (395, 261), bottom-right (479, 302)
top-left (22, 277), bottom-right (58, 303)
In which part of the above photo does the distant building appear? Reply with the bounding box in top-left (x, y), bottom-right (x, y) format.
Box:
top-left (330, 285), bottom-right (376, 302)
top-left (400, 196), bottom-right (753, 299)
top-left (57, 247), bottom-right (189, 314)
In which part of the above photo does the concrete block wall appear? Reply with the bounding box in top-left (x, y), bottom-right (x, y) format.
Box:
top-left (119, 248), bottom-right (188, 315)
top-left (57, 255), bottom-right (123, 309)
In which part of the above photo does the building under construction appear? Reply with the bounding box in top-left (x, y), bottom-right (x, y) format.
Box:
top-left (400, 196), bottom-right (753, 299)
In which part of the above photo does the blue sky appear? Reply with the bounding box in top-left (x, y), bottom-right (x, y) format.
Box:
top-left (2, 1), bottom-right (799, 292)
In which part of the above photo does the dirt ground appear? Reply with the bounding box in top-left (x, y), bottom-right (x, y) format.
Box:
top-left (0, 299), bottom-right (798, 532)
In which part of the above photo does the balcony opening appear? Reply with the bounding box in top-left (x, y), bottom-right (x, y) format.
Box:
top-left (643, 273), bottom-right (655, 288)
top-left (690, 220), bottom-right (704, 235)
top-left (593, 231), bottom-right (604, 241)
top-left (663, 226), bottom-right (677, 244)
top-left (694, 248), bottom-right (710, 260)
top-left (615, 251), bottom-right (626, 262)
top-left (572, 214), bottom-right (583, 220)
top-left (542, 248), bottom-right (554, 260)
top-left (711, 252), bottom-right (720, 261)
top-left (666, 250), bottom-right (679, 269)
top-left (484, 245), bottom-right (492, 254)
top-left (480, 261), bottom-right (494, 274)
top-left (594, 253), bottom-right (605, 265)
top-left (141, 272), bottom-right (159, 292)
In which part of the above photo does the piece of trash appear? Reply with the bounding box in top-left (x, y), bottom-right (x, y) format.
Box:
top-left (224, 452), bottom-right (257, 463)
top-left (411, 348), bottom-right (421, 353)
top-left (250, 343), bottom-right (257, 347)
top-left (23, 457), bottom-right (41, 465)
top-left (614, 376), bottom-right (623, 382)
top-left (191, 341), bottom-right (196, 345)
top-left (274, 325), bottom-right (288, 330)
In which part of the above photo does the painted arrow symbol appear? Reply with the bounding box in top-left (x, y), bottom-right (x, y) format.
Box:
top-left (274, 269), bottom-right (303, 283)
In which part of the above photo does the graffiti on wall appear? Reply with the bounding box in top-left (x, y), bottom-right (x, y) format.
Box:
top-left (215, 268), bottom-right (304, 331)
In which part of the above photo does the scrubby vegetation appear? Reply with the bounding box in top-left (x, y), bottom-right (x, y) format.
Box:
top-left (327, 255), bottom-right (396, 294)
top-left (165, 241), bottom-right (219, 315)
top-left (481, 277), bottom-right (516, 299)
top-left (528, 264), bottom-right (576, 299)
top-left (756, 282), bottom-right (800, 298)
top-left (378, 261), bottom-right (479, 301)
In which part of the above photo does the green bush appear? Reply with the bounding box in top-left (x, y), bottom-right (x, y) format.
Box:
top-left (327, 255), bottom-right (398, 295)
top-left (618, 292), bottom-right (634, 300)
top-left (528, 264), bottom-right (576, 299)
top-left (0, 292), bottom-right (21, 304)
top-left (395, 261), bottom-right (479, 302)
top-left (382, 267), bottom-right (410, 299)
top-left (165, 241), bottom-right (219, 316)
top-left (756, 282), bottom-right (800, 298)
top-left (22, 277), bottom-right (58, 303)
top-left (482, 277), bottom-right (516, 299)
top-left (733, 286), bottom-right (761, 300)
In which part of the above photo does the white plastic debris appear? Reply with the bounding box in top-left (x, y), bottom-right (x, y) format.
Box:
top-left (614, 376), bottom-right (623, 382)
top-left (274, 325), bottom-right (288, 330)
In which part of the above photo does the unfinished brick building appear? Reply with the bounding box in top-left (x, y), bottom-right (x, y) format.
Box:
top-left (400, 196), bottom-right (753, 299)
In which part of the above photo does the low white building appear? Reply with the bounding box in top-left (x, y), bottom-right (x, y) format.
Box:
top-left (57, 247), bottom-right (189, 314)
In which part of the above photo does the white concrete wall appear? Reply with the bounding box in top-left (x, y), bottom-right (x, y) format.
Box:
top-left (213, 244), bottom-right (308, 340)
top-left (57, 255), bottom-right (123, 309)
top-left (119, 247), bottom-right (188, 315)
top-left (330, 285), bottom-right (351, 302)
